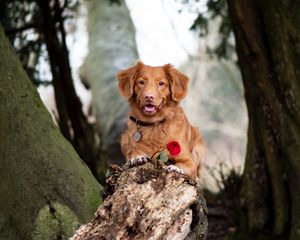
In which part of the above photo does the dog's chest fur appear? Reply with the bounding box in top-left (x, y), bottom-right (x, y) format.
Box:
top-left (129, 116), bottom-right (189, 154)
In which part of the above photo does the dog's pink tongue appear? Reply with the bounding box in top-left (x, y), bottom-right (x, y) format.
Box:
top-left (144, 105), bottom-right (155, 112)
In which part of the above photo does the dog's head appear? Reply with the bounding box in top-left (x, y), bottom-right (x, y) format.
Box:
top-left (117, 61), bottom-right (189, 117)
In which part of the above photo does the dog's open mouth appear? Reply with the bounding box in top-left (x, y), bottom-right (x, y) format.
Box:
top-left (143, 104), bottom-right (157, 115)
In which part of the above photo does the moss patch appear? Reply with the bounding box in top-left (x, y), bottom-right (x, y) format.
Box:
top-left (32, 202), bottom-right (80, 240)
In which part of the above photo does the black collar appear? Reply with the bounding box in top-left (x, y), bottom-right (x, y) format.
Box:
top-left (129, 116), bottom-right (164, 127)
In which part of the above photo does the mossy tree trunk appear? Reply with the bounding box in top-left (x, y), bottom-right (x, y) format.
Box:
top-left (80, 0), bottom-right (138, 166)
top-left (0, 24), bottom-right (102, 240)
top-left (227, 1), bottom-right (300, 239)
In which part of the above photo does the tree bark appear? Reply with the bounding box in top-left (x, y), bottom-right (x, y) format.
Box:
top-left (80, 0), bottom-right (138, 166)
top-left (0, 24), bottom-right (102, 240)
top-left (227, 1), bottom-right (300, 239)
top-left (37, 0), bottom-right (101, 177)
top-left (71, 162), bottom-right (208, 240)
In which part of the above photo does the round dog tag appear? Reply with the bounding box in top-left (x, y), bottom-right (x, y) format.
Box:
top-left (133, 131), bottom-right (141, 142)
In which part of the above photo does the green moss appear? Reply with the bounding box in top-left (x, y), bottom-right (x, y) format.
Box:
top-left (32, 202), bottom-right (80, 240)
top-left (0, 24), bottom-right (103, 240)
top-left (86, 186), bottom-right (103, 216)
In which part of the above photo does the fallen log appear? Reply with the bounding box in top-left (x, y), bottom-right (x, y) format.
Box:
top-left (71, 161), bottom-right (208, 240)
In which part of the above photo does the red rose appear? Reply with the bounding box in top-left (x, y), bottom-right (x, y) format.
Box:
top-left (167, 141), bottom-right (181, 156)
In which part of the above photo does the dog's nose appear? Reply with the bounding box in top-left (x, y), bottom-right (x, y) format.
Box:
top-left (145, 93), bottom-right (154, 101)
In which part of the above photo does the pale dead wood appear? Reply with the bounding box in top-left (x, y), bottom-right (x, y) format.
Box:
top-left (71, 162), bottom-right (208, 240)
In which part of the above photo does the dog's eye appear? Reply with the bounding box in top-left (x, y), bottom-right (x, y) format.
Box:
top-left (139, 80), bottom-right (145, 85)
top-left (159, 81), bottom-right (165, 86)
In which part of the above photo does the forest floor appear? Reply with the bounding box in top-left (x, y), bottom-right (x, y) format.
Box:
top-left (207, 206), bottom-right (236, 240)
top-left (205, 169), bottom-right (242, 240)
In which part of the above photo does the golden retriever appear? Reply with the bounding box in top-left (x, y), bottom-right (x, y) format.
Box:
top-left (117, 61), bottom-right (204, 180)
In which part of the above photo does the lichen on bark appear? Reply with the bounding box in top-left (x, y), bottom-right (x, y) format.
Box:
top-left (72, 163), bottom-right (208, 240)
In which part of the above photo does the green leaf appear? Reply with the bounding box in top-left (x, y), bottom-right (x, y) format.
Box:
top-left (158, 152), bottom-right (168, 162)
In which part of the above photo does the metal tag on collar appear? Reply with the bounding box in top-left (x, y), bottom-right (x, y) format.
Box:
top-left (133, 123), bottom-right (141, 142)
top-left (133, 130), bottom-right (141, 142)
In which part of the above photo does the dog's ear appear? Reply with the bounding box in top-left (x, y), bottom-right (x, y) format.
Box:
top-left (164, 64), bottom-right (189, 102)
top-left (117, 61), bottom-right (143, 99)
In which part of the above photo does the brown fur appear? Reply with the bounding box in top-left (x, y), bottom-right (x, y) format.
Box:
top-left (117, 61), bottom-right (204, 180)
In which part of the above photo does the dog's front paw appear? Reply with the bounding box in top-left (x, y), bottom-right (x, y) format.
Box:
top-left (126, 155), bottom-right (149, 167)
top-left (166, 165), bottom-right (184, 174)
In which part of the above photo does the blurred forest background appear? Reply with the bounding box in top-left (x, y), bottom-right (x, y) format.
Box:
top-left (1, 0), bottom-right (299, 240)
top-left (1, 0), bottom-right (248, 187)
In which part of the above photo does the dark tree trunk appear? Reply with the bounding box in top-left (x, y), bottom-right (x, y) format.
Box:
top-left (37, 0), bottom-right (103, 179)
top-left (227, 1), bottom-right (300, 239)
top-left (0, 24), bottom-right (102, 240)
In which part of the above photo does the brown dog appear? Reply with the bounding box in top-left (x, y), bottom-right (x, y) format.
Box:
top-left (117, 61), bottom-right (204, 180)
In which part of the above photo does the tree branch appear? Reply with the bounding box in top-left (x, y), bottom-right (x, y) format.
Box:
top-left (5, 23), bottom-right (37, 35)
